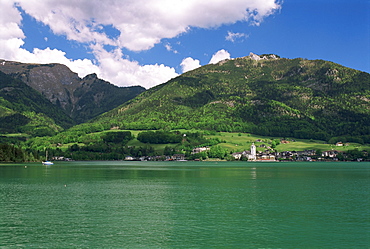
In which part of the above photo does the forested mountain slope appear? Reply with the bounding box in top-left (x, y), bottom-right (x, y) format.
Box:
top-left (0, 71), bottom-right (74, 136)
top-left (0, 60), bottom-right (145, 123)
top-left (90, 54), bottom-right (370, 142)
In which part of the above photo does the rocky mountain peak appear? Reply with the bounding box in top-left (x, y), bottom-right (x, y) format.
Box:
top-left (248, 52), bottom-right (280, 61)
top-left (83, 73), bottom-right (98, 80)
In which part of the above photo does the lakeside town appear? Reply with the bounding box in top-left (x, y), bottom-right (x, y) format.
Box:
top-left (49, 139), bottom-right (369, 163)
top-left (116, 141), bottom-right (367, 162)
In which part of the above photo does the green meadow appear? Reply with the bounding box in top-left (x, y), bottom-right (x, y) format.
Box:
top-left (205, 132), bottom-right (370, 153)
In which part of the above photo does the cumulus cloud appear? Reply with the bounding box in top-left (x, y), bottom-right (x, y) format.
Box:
top-left (209, 49), bottom-right (231, 64)
top-left (0, 0), bottom-right (280, 88)
top-left (181, 57), bottom-right (201, 73)
top-left (91, 44), bottom-right (178, 89)
top-left (226, 31), bottom-right (249, 42)
top-left (181, 49), bottom-right (233, 73)
top-left (0, 1), bottom-right (24, 40)
top-left (0, 39), bottom-right (101, 79)
top-left (14, 0), bottom-right (280, 51)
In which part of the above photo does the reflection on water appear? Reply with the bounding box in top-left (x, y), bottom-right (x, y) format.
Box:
top-left (251, 167), bottom-right (257, 179)
top-left (0, 161), bottom-right (369, 248)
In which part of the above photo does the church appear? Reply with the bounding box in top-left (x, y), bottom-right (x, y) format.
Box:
top-left (247, 142), bottom-right (257, 161)
top-left (232, 142), bottom-right (276, 161)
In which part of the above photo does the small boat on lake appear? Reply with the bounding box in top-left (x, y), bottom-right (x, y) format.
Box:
top-left (42, 150), bottom-right (54, 165)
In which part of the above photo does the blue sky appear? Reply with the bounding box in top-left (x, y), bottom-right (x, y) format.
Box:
top-left (0, 0), bottom-right (368, 89)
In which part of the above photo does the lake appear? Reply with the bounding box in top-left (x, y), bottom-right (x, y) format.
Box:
top-left (0, 161), bottom-right (369, 248)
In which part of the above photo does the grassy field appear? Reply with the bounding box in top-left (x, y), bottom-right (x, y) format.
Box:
top-left (125, 130), bottom-right (370, 154)
top-left (205, 132), bottom-right (370, 153)
top-left (1, 133), bottom-right (29, 138)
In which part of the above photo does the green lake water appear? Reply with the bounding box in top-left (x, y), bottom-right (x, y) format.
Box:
top-left (1, 161), bottom-right (369, 248)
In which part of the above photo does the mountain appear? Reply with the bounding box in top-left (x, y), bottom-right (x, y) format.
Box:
top-left (0, 60), bottom-right (145, 123)
top-left (0, 71), bottom-right (74, 136)
top-left (87, 53), bottom-right (370, 142)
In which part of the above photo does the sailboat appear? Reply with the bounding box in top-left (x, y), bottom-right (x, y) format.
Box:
top-left (42, 150), bottom-right (54, 165)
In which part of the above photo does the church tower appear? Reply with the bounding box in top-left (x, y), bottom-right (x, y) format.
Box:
top-left (250, 143), bottom-right (256, 161)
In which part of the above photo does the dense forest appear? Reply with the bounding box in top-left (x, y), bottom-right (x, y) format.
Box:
top-left (0, 143), bottom-right (37, 162)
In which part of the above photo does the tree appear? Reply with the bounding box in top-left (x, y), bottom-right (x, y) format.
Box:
top-left (69, 144), bottom-right (80, 152)
top-left (208, 146), bottom-right (228, 159)
top-left (103, 131), bottom-right (133, 144)
top-left (164, 146), bottom-right (175, 156)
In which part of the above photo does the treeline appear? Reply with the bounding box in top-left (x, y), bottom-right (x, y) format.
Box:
top-left (137, 131), bottom-right (182, 144)
top-left (311, 148), bottom-right (369, 161)
top-left (62, 131), bottom-right (139, 160)
top-left (328, 135), bottom-right (370, 145)
top-left (61, 144), bottom-right (155, 160)
top-left (103, 131), bottom-right (133, 144)
top-left (0, 143), bottom-right (37, 162)
top-left (186, 146), bottom-right (230, 160)
top-left (335, 149), bottom-right (370, 161)
top-left (41, 130), bottom-right (222, 161)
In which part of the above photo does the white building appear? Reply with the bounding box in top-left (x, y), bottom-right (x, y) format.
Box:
top-left (191, 147), bottom-right (210, 154)
top-left (249, 143), bottom-right (257, 161)
top-left (232, 143), bottom-right (258, 161)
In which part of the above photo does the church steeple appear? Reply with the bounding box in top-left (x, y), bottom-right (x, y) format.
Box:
top-left (250, 143), bottom-right (256, 160)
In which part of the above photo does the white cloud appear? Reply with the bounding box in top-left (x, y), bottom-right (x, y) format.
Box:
top-left (0, 1), bottom-right (24, 40)
top-left (0, 0), bottom-right (280, 88)
top-left (0, 38), bottom-right (101, 78)
top-left (181, 57), bottom-right (201, 73)
top-left (165, 44), bottom-right (178, 54)
top-left (14, 0), bottom-right (281, 51)
top-left (91, 44), bottom-right (178, 89)
top-left (209, 49), bottom-right (231, 64)
top-left (226, 31), bottom-right (249, 42)
top-left (0, 35), bottom-right (176, 89)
